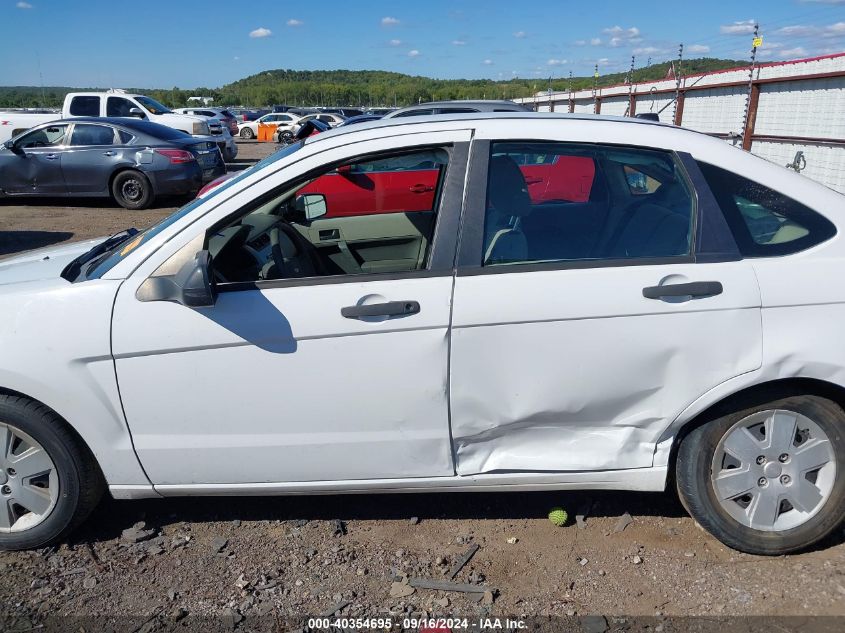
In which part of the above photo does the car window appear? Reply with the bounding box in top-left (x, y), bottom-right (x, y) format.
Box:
top-left (624, 165), bottom-right (662, 195)
top-left (697, 162), bottom-right (836, 256)
top-left (69, 96), bottom-right (99, 117)
top-left (438, 108), bottom-right (477, 114)
top-left (106, 97), bottom-right (136, 117)
top-left (117, 130), bottom-right (134, 144)
top-left (17, 124), bottom-right (68, 148)
top-left (207, 147), bottom-right (450, 284)
top-left (482, 141), bottom-right (693, 266)
top-left (70, 124), bottom-right (116, 146)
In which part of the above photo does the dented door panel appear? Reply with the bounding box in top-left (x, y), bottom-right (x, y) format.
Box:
top-left (449, 262), bottom-right (762, 474)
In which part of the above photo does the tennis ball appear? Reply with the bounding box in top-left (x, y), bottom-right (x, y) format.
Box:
top-left (548, 507), bottom-right (568, 527)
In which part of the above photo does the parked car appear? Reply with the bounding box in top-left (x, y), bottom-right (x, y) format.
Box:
top-left (237, 112), bottom-right (300, 140)
top-left (174, 107), bottom-right (239, 136)
top-left (0, 117), bottom-right (224, 209)
top-left (2, 112), bottom-right (845, 556)
top-left (384, 100), bottom-right (530, 118)
top-left (297, 112), bottom-right (346, 127)
top-left (366, 108), bottom-right (397, 116)
top-left (336, 114), bottom-right (383, 127)
top-left (321, 108), bottom-right (364, 118)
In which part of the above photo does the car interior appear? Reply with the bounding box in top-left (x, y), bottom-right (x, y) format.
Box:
top-left (207, 148), bottom-right (450, 284)
top-left (483, 142), bottom-right (694, 265)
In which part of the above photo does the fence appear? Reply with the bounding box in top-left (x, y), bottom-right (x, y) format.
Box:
top-left (515, 53), bottom-right (845, 193)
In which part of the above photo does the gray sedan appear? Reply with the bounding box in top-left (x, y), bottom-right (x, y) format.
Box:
top-left (0, 118), bottom-right (225, 209)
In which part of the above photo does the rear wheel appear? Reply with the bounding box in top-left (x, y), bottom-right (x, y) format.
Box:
top-left (676, 395), bottom-right (845, 554)
top-left (278, 130), bottom-right (294, 144)
top-left (0, 395), bottom-right (104, 551)
top-left (239, 127), bottom-right (255, 140)
top-left (112, 170), bottom-right (153, 210)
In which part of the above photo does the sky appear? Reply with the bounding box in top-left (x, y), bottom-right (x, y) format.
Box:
top-left (1, 0), bottom-right (844, 88)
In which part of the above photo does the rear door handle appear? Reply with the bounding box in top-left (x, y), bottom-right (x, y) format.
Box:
top-left (341, 300), bottom-right (420, 319)
top-left (409, 184), bottom-right (434, 193)
top-left (44, 154), bottom-right (59, 160)
top-left (642, 281), bottom-right (723, 299)
top-left (103, 151), bottom-right (116, 157)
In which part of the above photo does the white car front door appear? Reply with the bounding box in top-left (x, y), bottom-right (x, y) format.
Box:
top-left (110, 135), bottom-right (470, 488)
top-left (449, 139), bottom-right (763, 475)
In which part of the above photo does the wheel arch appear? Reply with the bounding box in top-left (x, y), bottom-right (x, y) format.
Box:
top-left (0, 385), bottom-right (105, 480)
top-left (665, 377), bottom-right (845, 482)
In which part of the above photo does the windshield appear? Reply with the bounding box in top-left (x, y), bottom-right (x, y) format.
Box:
top-left (135, 95), bottom-right (172, 115)
top-left (82, 140), bottom-right (306, 280)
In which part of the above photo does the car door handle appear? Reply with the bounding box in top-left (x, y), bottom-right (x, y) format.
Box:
top-left (642, 281), bottom-right (723, 299)
top-left (103, 151), bottom-right (116, 157)
top-left (409, 184), bottom-right (434, 193)
top-left (341, 300), bottom-right (420, 319)
top-left (525, 177), bottom-right (543, 185)
top-left (44, 153), bottom-right (59, 160)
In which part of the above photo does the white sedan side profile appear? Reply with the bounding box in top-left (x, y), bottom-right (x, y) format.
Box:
top-left (1, 113), bottom-right (843, 554)
top-left (237, 112), bottom-right (301, 140)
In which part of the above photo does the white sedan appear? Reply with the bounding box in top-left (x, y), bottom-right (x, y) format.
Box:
top-left (1, 113), bottom-right (844, 554)
top-left (236, 112), bottom-right (301, 140)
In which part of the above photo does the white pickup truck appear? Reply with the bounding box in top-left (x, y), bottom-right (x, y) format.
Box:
top-left (0, 90), bottom-right (236, 159)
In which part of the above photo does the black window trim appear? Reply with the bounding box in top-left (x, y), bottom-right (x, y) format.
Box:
top-left (455, 139), bottom-right (740, 277)
top-left (213, 141), bottom-right (470, 293)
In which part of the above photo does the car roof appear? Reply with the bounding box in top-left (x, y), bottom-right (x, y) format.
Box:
top-left (35, 116), bottom-right (193, 138)
top-left (386, 100), bottom-right (530, 116)
top-left (308, 111), bottom-right (673, 144)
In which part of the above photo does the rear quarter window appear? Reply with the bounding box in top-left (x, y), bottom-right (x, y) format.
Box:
top-left (698, 162), bottom-right (836, 257)
top-left (69, 96), bottom-right (99, 117)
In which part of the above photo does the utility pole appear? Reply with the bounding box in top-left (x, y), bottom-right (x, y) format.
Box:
top-left (627, 55), bottom-right (636, 116)
top-left (741, 23), bottom-right (761, 151)
top-left (592, 64), bottom-right (599, 114)
top-left (672, 43), bottom-right (684, 125)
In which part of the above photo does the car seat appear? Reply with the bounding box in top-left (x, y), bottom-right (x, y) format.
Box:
top-left (484, 155), bottom-right (533, 264)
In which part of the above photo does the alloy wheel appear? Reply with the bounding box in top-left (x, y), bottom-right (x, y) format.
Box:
top-left (0, 423), bottom-right (59, 533)
top-left (710, 409), bottom-right (836, 532)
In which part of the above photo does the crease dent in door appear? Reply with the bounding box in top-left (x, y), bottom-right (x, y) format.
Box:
top-left (450, 308), bottom-right (761, 474)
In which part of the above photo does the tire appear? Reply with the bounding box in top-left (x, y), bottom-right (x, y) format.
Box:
top-left (0, 395), bottom-right (104, 551)
top-left (239, 127), bottom-right (255, 140)
top-left (676, 395), bottom-right (845, 555)
top-left (111, 170), bottom-right (153, 210)
top-left (278, 130), bottom-right (293, 145)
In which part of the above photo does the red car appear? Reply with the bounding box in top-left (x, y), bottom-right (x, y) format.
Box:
top-left (197, 154), bottom-right (595, 215)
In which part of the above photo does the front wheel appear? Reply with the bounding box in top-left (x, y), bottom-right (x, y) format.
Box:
top-left (278, 130), bottom-right (294, 144)
top-left (239, 127), bottom-right (255, 140)
top-left (112, 170), bottom-right (153, 210)
top-left (0, 395), bottom-right (104, 551)
top-left (676, 395), bottom-right (845, 555)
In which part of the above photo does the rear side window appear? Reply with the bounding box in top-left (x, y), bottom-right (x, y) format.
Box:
top-left (70, 124), bottom-right (116, 146)
top-left (69, 96), bottom-right (99, 117)
top-left (698, 162), bottom-right (836, 256)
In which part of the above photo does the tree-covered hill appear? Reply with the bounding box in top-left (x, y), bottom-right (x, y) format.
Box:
top-left (0, 58), bottom-right (746, 109)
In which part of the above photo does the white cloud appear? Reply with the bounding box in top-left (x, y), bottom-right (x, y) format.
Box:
top-left (286, 19), bottom-right (303, 27)
top-left (233, 56), bottom-right (240, 61)
top-left (482, 59), bottom-right (494, 65)
top-left (573, 39), bottom-right (586, 46)
top-left (407, 49), bottom-right (420, 57)
top-left (596, 57), bottom-right (612, 67)
top-left (590, 37), bottom-right (602, 46)
top-left (602, 25), bottom-right (641, 47)
top-left (685, 44), bottom-right (711, 54)
top-left (780, 47), bottom-right (808, 57)
top-left (513, 31), bottom-right (526, 38)
top-left (249, 27), bottom-right (272, 38)
top-left (16, 1), bottom-right (33, 7)
top-left (633, 46), bottom-right (665, 55)
top-left (720, 20), bottom-right (756, 35)
top-left (775, 25), bottom-right (817, 37)
top-left (547, 58), bottom-right (567, 66)
top-left (451, 39), bottom-right (467, 46)
top-left (825, 21), bottom-right (845, 36)
top-left (389, 39), bottom-right (402, 46)
top-left (381, 16), bottom-right (400, 26)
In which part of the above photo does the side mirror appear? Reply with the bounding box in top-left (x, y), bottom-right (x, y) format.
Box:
top-left (3, 140), bottom-right (21, 154)
top-left (128, 107), bottom-right (146, 119)
top-left (335, 164), bottom-right (352, 177)
top-left (136, 250), bottom-right (217, 307)
top-left (293, 193), bottom-right (328, 221)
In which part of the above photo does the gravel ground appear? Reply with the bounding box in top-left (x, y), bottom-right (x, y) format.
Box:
top-left (1, 140), bottom-right (845, 628)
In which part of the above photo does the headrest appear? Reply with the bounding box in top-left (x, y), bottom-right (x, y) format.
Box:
top-left (487, 155), bottom-right (532, 218)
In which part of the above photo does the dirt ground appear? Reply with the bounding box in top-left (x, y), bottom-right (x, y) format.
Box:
top-left (1, 140), bottom-right (844, 629)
